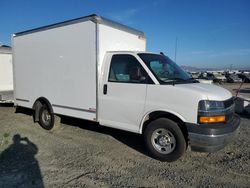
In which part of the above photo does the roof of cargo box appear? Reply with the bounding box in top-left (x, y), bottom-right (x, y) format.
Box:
top-left (0, 45), bottom-right (12, 54)
top-left (14, 14), bottom-right (145, 37)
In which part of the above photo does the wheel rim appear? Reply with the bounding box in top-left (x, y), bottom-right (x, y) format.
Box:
top-left (151, 128), bottom-right (176, 154)
top-left (41, 108), bottom-right (51, 126)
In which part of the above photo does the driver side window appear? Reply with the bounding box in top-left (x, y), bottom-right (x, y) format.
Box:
top-left (108, 54), bottom-right (150, 84)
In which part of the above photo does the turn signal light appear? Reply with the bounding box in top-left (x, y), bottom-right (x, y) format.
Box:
top-left (199, 116), bottom-right (225, 123)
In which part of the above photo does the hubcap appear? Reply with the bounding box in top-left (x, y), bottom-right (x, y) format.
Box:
top-left (151, 128), bottom-right (176, 154)
top-left (42, 109), bottom-right (51, 126)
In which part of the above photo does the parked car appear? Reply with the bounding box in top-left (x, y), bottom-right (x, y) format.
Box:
top-left (213, 72), bottom-right (227, 83)
top-left (189, 72), bottom-right (200, 79)
top-left (226, 74), bottom-right (242, 83)
top-left (238, 73), bottom-right (250, 83)
top-left (198, 72), bottom-right (214, 80)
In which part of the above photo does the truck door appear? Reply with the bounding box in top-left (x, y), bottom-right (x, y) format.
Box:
top-left (99, 54), bottom-right (150, 133)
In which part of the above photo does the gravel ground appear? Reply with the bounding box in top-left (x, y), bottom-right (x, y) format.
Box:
top-left (0, 84), bottom-right (250, 187)
top-left (218, 82), bottom-right (250, 99)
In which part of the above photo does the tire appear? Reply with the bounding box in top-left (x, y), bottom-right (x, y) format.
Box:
top-left (38, 105), bottom-right (55, 130)
top-left (144, 118), bottom-right (187, 162)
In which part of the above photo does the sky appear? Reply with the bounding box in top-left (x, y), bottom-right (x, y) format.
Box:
top-left (1, 0), bottom-right (250, 69)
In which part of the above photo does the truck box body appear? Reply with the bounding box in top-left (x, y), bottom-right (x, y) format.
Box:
top-left (0, 45), bottom-right (13, 102)
top-left (13, 15), bottom-right (145, 121)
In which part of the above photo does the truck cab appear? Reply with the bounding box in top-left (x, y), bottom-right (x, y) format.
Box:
top-left (99, 51), bottom-right (240, 161)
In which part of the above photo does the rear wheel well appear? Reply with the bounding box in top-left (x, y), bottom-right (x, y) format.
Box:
top-left (142, 111), bottom-right (188, 143)
top-left (32, 97), bottom-right (53, 122)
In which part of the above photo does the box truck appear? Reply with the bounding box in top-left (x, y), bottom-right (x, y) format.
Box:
top-left (12, 14), bottom-right (240, 161)
top-left (0, 45), bottom-right (13, 103)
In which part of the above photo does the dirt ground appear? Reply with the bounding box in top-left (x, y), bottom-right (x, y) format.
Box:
top-left (219, 82), bottom-right (250, 99)
top-left (0, 84), bottom-right (250, 187)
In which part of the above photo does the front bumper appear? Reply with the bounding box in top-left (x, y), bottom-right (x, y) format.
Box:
top-left (186, 114), bottom-right (240, 152)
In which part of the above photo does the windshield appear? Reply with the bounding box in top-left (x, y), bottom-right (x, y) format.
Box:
top-left (138, 53), bottom-right (193, 84)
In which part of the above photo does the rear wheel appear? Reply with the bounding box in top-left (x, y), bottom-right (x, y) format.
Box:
top-left (144, 118), bottom-right (187, 162)
top-left (38, 105), bottom-right (55, 130)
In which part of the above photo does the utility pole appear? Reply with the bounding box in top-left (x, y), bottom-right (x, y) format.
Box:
top-left (174, 37), bottom-right (178, 63)
top-left (230, 64), bottom-right (233, 71)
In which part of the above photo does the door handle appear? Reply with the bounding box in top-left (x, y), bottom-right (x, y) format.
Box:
top-left (103, 84), bottom-right (107, 95)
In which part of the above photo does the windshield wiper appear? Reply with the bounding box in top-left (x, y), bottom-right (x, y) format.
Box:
top-left (161, 77), bottom-right (198, 85)
top-left (160, 78), bottom-right (185, 86)
top-left (171, 78), bottom-right (198, 84)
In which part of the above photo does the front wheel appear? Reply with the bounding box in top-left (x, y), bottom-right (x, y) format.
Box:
top-left (38, 105), bottom-right (55, 130)
top-left (144, 118), bottom-right (187, 162)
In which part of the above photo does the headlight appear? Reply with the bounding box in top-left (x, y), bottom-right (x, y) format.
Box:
top-left (198, 100), bottom-right (224, 111)
top-left (198, 100), bottom-right (226, 124)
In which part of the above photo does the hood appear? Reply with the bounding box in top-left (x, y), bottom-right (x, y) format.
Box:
top-left (175, 83), bottom-right (232, 101)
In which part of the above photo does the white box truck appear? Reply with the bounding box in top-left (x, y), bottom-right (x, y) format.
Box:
top-left (0, 45), bottom-right (13, 102)
top-left (12, 14), bottom-right (240, 161)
